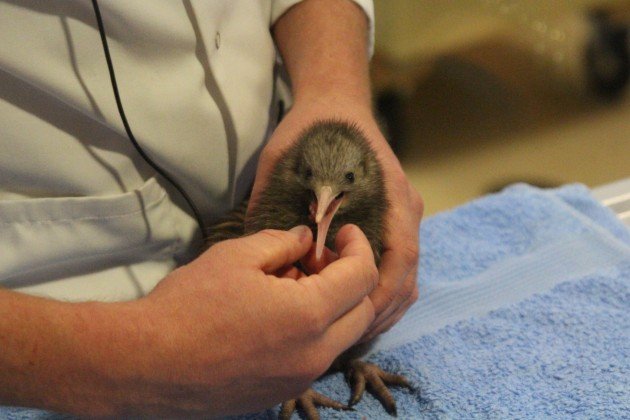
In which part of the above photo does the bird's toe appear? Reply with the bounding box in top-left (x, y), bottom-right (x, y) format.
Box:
top-left (345, 359), bottom-right (412, 416)
top-left (279, 388), bottom-right (350, 420)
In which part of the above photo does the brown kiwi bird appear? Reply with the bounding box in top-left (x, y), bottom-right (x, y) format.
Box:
top-left (205, 120), bottom-right (411, 419)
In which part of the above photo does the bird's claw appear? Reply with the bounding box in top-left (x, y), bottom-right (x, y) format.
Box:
top-left (345, 359), bottom-right (412, 416)
top-left (279, 388), bottom-right (352, 420)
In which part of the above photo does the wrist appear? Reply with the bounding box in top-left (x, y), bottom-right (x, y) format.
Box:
top-left (286, 96), bottom-right (396, 160)
top-left (289, 92), bottom-right (375, 131)
top-left (291, 78), bottom-right (373, 114)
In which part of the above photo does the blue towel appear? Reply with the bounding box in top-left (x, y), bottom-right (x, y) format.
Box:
top-left (4, 184), bottom-right (630, 419)
top-left (257, 183), bottom-right (630, 419)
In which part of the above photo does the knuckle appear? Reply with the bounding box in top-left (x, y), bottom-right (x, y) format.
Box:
top-left (398, 279), bottom-right (417, 306)
top-left (298, 349), bottom-right (331, 382)
top-left (401, 243), bottom-right (419, 267)
top-left (380, 284), bottom-right (397, 306)
top-left (376, 322), bottom-right (395, 337)
top-left (365, 260), bottom-right (380, 289)
top-left (298, 305), bottom-right (328, 337)
top-left (257, 228), bottom-right (292, 258)
top-left (410, 188), bottom-right (425, 217)
top-left (409, 285), bottom-right (420, 304)
top-left (258, 228), bottom-right (287, 242)
top-left (282, 351), bottom-right (322, 385)
top-left (348, 255), bottom-right (378, 293)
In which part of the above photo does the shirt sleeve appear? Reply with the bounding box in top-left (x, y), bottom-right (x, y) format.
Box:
top-left (270, 0), bottom-right (375, 57)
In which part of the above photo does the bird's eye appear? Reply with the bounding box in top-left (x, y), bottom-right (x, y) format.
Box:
top-left (305, 169), bottom-right (313, 179)
top-left (345, 172), bottom-right (355, 183)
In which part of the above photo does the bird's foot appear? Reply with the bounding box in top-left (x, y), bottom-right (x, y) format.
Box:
top-left (279, 388), bottom-right (351, 420)
top-left (345, 359), bottom-right (412, 416)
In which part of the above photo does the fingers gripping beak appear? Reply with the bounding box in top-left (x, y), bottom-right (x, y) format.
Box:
top-left (314, 186), bottom-right (344, 261)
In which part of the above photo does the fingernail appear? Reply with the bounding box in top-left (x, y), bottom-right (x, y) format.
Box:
top-left (289, 225), bottom-right (309, 242)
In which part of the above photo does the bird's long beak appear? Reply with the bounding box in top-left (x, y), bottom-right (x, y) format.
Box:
top-left (314, 185), bottom-right (344, 261)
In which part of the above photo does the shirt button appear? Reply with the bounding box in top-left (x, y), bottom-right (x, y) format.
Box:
top-left (215, 31), bottom-right (221, 49)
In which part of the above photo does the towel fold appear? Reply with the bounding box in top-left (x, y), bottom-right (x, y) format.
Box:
top-left (4, 184), bottom-right (629, 419)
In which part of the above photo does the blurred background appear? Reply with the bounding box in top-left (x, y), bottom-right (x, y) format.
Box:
top-left (371, 0), bottom-right (630, 216)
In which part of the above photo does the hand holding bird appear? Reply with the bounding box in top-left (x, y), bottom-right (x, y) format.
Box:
top-left (209, 118), bottom-right (418, 418)
top-left (250, 101), bottom-right (423, 342)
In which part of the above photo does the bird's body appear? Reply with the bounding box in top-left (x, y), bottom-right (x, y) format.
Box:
top-left (246, 121), bottom-right (387, 262)
top-left (205, 120), bottom-right (410, 419)
top-left (206, 120), bottom-right (387, 261)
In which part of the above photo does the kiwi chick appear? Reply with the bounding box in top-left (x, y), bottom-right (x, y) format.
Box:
top-left (205, 120), bottom-right (411, 419)
top-left (245, 120), bottom-right (387, 263)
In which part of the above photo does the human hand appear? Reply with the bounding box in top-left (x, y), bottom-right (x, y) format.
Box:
top-left (356, 116), bottom-right (424, 342)
top-left (249, 98), bottom-right (423, 343)
top-left (116, 224), bottom-right (377, 417)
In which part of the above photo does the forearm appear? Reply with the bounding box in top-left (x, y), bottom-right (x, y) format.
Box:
top-left (0, 289), bottom-right (144, 415)
top-left (273, 0), bottom-right (373, 113)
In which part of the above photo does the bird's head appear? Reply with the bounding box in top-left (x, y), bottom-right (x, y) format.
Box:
top-left (290, 121), bottom-right (382, 260)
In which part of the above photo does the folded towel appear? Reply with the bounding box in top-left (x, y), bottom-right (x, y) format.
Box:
top-left (4, 184), bottom-right (629, 419)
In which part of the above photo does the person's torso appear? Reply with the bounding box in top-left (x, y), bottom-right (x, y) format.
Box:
top-left (0, 0), bottom-right (282, 299)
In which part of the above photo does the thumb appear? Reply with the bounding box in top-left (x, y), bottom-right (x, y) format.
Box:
top-left (239, 226), bottom-right (313, 273)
